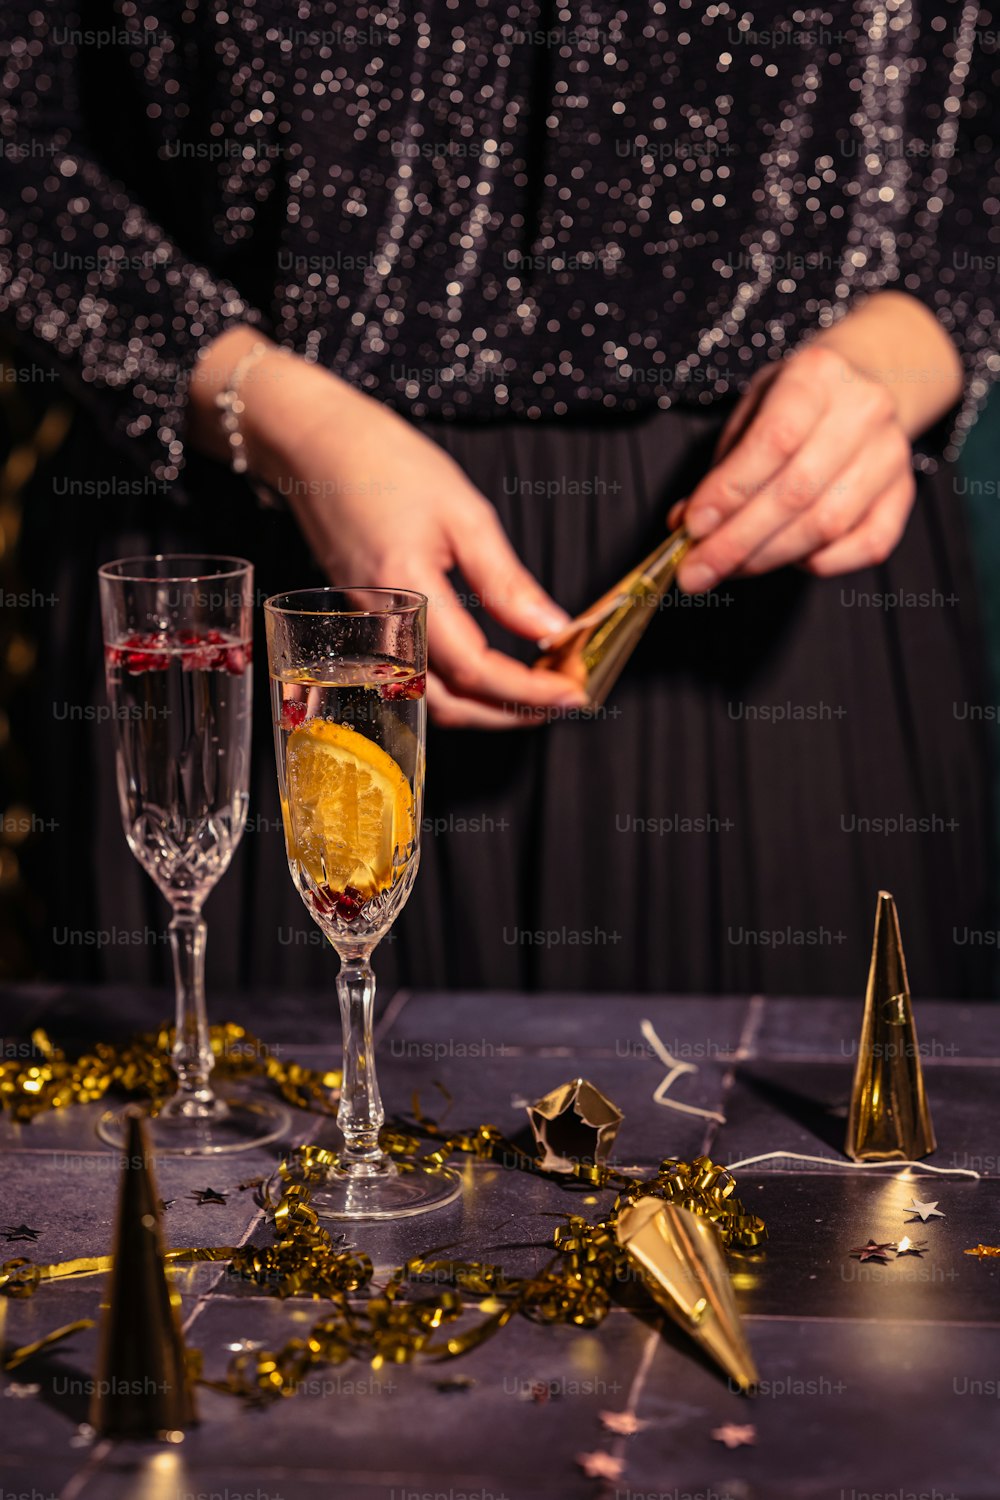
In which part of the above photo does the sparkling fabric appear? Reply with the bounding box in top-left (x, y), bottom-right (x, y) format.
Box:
top-left (1, 2), bottom-right (998, 482)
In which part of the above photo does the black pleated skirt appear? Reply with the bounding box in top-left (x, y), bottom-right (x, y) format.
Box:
top-left (22, 403), bottom-right (996, 997)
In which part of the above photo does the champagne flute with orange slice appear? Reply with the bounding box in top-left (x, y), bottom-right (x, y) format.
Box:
top-left (264, 587), bottom-right (461, 1219)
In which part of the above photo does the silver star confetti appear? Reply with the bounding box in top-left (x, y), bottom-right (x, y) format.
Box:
top-left (905, 1198), bottom-right (945, 1223)
top-left (895, 1237), bottom-right (928, 1258)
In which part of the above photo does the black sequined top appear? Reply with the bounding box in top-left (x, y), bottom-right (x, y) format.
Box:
top-left (1, 2), bottom-right (998, 481)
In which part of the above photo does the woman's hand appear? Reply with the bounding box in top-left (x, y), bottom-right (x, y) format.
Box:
top-left (188, 330), bottom-right (587, 728)
top-left (673, 291), bottom-right (964, 591)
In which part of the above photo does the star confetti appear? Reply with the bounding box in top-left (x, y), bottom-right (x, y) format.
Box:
top-left (905, 1198), bottom-right (945, 1223)
top-left (577, 1452), bottom-right (626, 1480)
top-left (712, 1424), bottom-right (757, 1449)
top-left (189, 1188), bottom-right (228, 1206)
top-left (2, 1224), bottom-right (41, 1243)
top-left (158, 1199), bottom-right (175, 1211)
top-left (600, 1410), bottom-right (648, 1436)
top-left (895, 1237), bottom-right (928, 1258)
top-left (965, 1244), bottom-right (1000, 1259)
top-left (849, 1240), bottom-right (897, 1264)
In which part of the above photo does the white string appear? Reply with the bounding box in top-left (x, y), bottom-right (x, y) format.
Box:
top-left (640, 1018), bottom-right (726, 1124)
top-left (723, 1149), bottom-right (981, 1180)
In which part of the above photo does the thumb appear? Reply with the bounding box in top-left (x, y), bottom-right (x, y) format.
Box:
top-left (448, 494), bottom-right (570, 640)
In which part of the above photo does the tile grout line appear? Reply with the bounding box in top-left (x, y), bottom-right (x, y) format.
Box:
top-left (601, 1325), bottom-right (661, 1493)
top-left (58, 1439), bottom-right (114, 1500)
top-left (179, 1113), bottom-right (330, 1343)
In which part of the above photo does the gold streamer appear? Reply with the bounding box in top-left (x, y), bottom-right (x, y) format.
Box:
top-left (0, 1023), bottom-right (341, 1121)
top-left (5, 1318), bottom-right (95, 1371)
top-left (0, 1040), bottom-right (765, 1402)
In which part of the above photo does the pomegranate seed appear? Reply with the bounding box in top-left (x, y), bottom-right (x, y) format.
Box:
top-left (309, 884), bottom-right (363, 922)
top-left (381, 672), bottom-right (426, 701)
top-left (222, 645), bottom-right (248, 675)
top-left (281, 700), bottom-right (308, 730)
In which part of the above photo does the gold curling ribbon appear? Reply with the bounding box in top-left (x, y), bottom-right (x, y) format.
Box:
top-left (1, 1064), bottom-right (765, 1401)
top-left (0, 1023), bottom-right (341, 1121)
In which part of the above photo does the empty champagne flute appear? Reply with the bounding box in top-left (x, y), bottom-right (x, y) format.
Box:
top-left (264, 587), bottom-right (461, 1219)
top-left (97, 555), bottom-right (290, 1153)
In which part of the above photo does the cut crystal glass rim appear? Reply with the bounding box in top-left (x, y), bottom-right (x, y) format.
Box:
top-left (98, 552), bottom-right (252, 583)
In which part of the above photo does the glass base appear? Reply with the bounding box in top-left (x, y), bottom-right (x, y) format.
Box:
top-left (273, 1154), bottom-right (463, 1221)
top-left (97, 1086), bottom-right (291, 1156)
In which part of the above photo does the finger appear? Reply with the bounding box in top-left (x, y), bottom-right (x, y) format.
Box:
top-left (413, 568), bottom-right (587, 710)
top-left (448, 494), bottom-right (570, 640)
top-left (713, 364), bottom-right (781, 460)
top-left (426, 669), bottom-right (544, 730)
top-left (735, 426), bottom-right (911, 577)
top-left (801, 473), bottom-right (917, 577)
top-left (680, 357), bottom-right (832, 553)
top-left (678, 397), bottom-right (868, 591)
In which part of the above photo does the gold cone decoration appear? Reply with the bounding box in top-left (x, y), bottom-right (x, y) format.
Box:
top-left (845, 890), bottom-right (936, 1162)
top-left (534, 526), bottom-right (692, 705)
top-left (615, 1197), bottom-right (758, 1392)
top-left (527, 1077), bottom-right (623, 1173)
top-left (90, 1110), bottom-right (197, 1438)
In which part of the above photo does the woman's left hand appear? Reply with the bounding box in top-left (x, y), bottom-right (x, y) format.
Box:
top-left (673, 342), bottom-right (916, 590)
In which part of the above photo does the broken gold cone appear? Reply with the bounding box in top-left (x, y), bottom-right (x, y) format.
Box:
top-left (534, 526), bottom-right (692, 705)
top-left (616, 1198), bottom-right (758, 1392)
top-left (845, 890), bottom-right (936, 1162)
top-left (90, 1109), bottom-right (197, 1438)
top-left (527, 1077), bottom-right (623, 1173)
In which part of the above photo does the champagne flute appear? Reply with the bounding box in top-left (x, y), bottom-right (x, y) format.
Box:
top-left (97, 555), bottom-right (290, 1153)
top-left (264, 587), bottom-right (460, 1219)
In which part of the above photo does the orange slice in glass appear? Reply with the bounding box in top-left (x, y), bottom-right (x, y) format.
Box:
top-left (283, 719), bottom-right (415, 896)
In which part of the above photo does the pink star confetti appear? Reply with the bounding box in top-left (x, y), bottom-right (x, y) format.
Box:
top-left (577, 1451), bottom-right (626, 1480)
top-left (849, 1240), bottom-right (897, 1264)
top-left (600, 1410), bottom-right (648, 1436)
top-left (711, 1424), bottom-right (757, 1449)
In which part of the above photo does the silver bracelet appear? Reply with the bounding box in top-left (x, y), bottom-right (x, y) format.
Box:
top-left (214, 341), bottom-right (272, 474)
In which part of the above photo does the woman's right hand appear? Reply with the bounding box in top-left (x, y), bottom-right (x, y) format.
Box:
top-left (189, 329), bottom-right (587, 728)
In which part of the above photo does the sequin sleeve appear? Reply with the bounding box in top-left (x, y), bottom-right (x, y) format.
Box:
top-left (895, 14), bottom-right (1000, 461)
top-left (0, 1), bottom-right (260, 483)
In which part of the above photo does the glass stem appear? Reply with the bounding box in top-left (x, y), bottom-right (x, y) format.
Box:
top-left (168, 911), bottom-right (217, 1116)
top-left (336, 958), bottom-right (385, 1170)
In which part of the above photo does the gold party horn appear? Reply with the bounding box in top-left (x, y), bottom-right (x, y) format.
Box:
top-left (534, 526), bottom-right (692, 705)
top-left (845, 891), bottom-right (936, 1162)
top-left (90, 1110), bottom-right (197, 1438)
top-left (615, 1197), bottom-right (758, 1392)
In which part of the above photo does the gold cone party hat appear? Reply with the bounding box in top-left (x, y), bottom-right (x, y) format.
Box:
top-left (534, 527), bottom-right (692, 705)
top-left (615, 1197), bottom-right (759, 1392)
top-left (845, 890), bottom-right (936, 1162)
top-left (90, 1110), bottom-right (197, 1438)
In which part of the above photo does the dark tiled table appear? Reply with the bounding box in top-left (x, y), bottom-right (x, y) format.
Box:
top-left (2, 986), bottom-right (999, 1500)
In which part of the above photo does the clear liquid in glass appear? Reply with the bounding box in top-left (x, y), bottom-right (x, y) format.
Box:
top-left (105, 631), bottom-right (251, 904)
